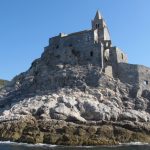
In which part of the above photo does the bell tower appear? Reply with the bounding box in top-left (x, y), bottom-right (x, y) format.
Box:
top-left (92, 10), bottom-right (111, 42)
top-left (92, 10), bottom-right (103, 30)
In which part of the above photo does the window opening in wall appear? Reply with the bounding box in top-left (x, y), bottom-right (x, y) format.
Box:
top-left (96, 24), bottom-right (100, 29)
top-left (56, 45), bottom-right (59, 49)
top-left (94, 40), bottom-right (98, 44)
top-left (121, 53), bottom-right (124, 60)
top-left (144, 80), bottom-right (148, 85)
top-left (72, 49), bottom-right (80, 57)
top-left (90, 51), bottom-right (93, 57)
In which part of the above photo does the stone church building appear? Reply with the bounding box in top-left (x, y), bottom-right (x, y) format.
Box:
top-left (43, 11), bottom-right (150, 95)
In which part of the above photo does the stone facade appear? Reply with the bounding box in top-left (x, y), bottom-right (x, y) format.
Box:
top-left (44, 30), bottom-right (103, 67)
top-left (118, 63), bottom-right (150, 95)
top-left (43, 10), bottom-right (150, 92)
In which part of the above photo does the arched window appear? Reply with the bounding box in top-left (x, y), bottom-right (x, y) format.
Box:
top-left (90, 51), bottom-right (93, 57)
top-left (96, 24), bottom-right (100, 29)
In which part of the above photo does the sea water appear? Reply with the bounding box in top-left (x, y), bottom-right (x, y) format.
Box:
top-left (0, 142), bottom-right (150, 150)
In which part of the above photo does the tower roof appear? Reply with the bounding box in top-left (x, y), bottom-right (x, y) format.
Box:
top-left (94, 10), bottom-right (102, 20)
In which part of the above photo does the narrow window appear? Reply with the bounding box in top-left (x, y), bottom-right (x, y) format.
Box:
top-left (96, 24), bottom-right (98, 29)
top-left (95, 24), bottom-right (100, 29)
top-left (144, 80), bottom-right (148, 85)
top-left (121, 53), bottom-right (124, 59)
top-left (90, 51), bottom-right (93, 57)
top-left (56, 45), bottom-right (59, 49)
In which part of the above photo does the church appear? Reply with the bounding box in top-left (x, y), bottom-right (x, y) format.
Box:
top-left (43, 11), bottom-right (150, 95)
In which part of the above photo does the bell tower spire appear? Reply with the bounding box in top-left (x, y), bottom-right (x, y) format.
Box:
top-left (92, 10), bottom-right (111, 41)
top-left (92, 10), bottom-right (103, 30)
top-left (94, 10), bottom-right (102, 20)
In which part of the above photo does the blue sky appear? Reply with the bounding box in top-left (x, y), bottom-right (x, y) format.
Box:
top-left (0, 0), bottom-right (150, 80)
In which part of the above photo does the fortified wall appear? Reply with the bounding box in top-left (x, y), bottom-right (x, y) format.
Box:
top-left (118, 63), bottom-right (150, 95)
top-left (44, 30), bottom-right (103, 67)
top-left (42, 11), bottom-right (150, 94)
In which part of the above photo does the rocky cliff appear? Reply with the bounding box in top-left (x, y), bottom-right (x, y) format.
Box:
top-left (0, 48), bottom-right (150, 145)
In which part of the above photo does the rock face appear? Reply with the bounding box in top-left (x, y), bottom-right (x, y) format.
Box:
top-left (1, 64), bottom-right (150, 124)
top-left (1, 118), bottom-right (150, 145)
top-left (1, 11), bottom-right (150, 145)
top-left (0, 59), bottom-right (150, 145)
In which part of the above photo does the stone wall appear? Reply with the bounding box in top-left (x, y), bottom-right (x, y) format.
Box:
top-left (137, 65), bottom-right (150, 91)
top-left (110, 47), bottom-right (128, 64)
top-left (43, 30), bottom-right (103, 67)
top-left (105, 47), bottom-right (128, 77)
top-left (117, 63), bottom-right (139, 85)
top-left (117, 63), bottom-right (150, 96)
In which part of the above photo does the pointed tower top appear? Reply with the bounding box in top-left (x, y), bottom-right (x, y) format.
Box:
top-left (94, 10), bottom-right (102, 20)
